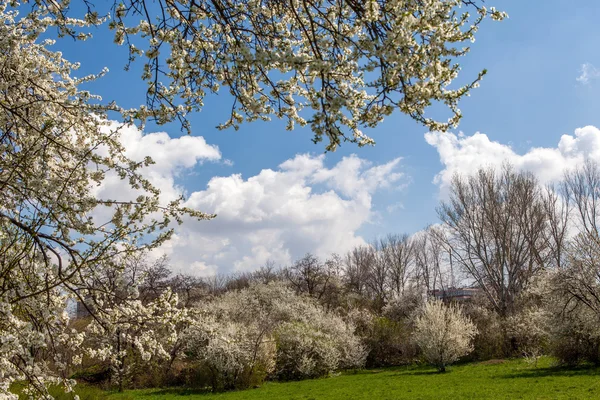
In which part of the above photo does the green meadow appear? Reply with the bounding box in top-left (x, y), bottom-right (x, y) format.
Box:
top-left (39, 358), bottom-right (600, 400)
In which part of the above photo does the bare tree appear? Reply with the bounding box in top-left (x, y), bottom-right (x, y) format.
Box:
top-left (284, 253), bottom-right (333, 300)
top-left (541, 184), bottom-right (570, 270)
top-left (556, 160), bottom-right (600, 315)
top-left (224, 272), bottom-right (253, 291)
top-left (168, 273), bottom-right (208, 308)
top-left (382, 234), bottom-right (415, 298)
top-left (320, 253), bottom-right (345, 311)
top-left (438, 165), bottom-right (551, 319)
top-left (414, 226), bottom-right (454, 297)
top-left (344, 245), bottom-right (375, 297)
top-left (139, 255), bottom-right (173, 303)
top-left (204, 274), bottom-right (229, 295)
top-left (564, 160), bottom-right (600, 242)
top-left (252, 260), bottom-right (283, 284)
top-left (358, 234), bottom-right (417, 311)
top-left (367, 241), bottom-right (389, 308)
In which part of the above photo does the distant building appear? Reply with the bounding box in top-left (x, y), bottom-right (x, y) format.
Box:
top-left (430, 287), bottom-right (481, 302)
top-left (75, 300), bottom-right (91, 319)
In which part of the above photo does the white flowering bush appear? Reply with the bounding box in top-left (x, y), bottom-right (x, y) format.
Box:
top-left (504, 274), bottom-right (552, 364)
top-left (274, 321), bottom-right (339, 379)
top-left (183, 315), bottom-right (276, 391)
top-left (212, 282), bottom-right (366, 376)
top-left (413, 300), bottom-right (477, 372)
top-left (274, 314), bottom-right (366, 380)
top-left (542, 269), bottom-right (600, 365)
top-left (184, 283), bottom-right (365, 389)
top-left (507, 307), bottom-right (550, 365)
top-left (547, 303), bottom-right (600, 365)
top-left (383, 290), bottom-right (424, 321)
top-left (84, 289), bottom-right (189, 391)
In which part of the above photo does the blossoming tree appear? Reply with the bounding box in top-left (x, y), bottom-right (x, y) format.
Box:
top-left (0, 6), bottom-right (209, 398)
top-left (12, 0), bottom-right (505, 150)
top-left (413, 300), bottom-right (477, 372)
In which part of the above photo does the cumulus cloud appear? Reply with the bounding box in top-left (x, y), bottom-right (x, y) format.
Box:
top-left (157, 154), bottom-right (406, 276)
top-left (425, 126), bottom-right (600, 191)
top-left (91, 123), bottom-right (406, 276)
top-left (576, 63), bottom-right (600, 84)
top-left (92, 122), bottom-right (221, 204)
top-left (87, 122), bottom-right (222, 228)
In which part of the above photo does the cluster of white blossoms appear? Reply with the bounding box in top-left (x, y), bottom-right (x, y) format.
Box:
top-left (0, 250), bottom-right (89, 398)
top-left (12, 0), bottom-right (505, 150)
top-left (413, 300), bottom-right (477, 372)
top-left (184, 282), bottom-right (366, 388)
top-left (84, 289), bottom-right (189, 391)
top-left (183, 314), bottom-right (277, 390)
top-left (118, 0), bottom-right (506, 150)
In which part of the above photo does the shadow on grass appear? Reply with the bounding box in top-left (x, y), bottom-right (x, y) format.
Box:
top-left (385, 366), bottom-right (441, 377)
top-left (402, 371), bottom-right (442, 376)
top-left (498, 364), bottom-right (600, 379)
top-left (138, 388), bottom-right (212, 397)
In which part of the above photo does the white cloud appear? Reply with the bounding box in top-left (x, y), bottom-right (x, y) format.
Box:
top-left (92, 122), bottom-right (221, 204)
top-left (156, 154), bottom-right (406, 276)
top-left (88, 122), bottom-right (221, 227)
top-left (386, 202), bottom-right (405, 213)
top-left (425, 126), bottom-right (600, 191)
top-left (91, 124), bottom-right (406, 276)
top-left (576, 63), bottom-right (600, 84)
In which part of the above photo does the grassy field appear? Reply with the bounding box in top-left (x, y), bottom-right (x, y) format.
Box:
top-left (39, 358), bottom-right (600, 399)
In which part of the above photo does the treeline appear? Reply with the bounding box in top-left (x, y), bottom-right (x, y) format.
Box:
top-left (35, 161), bottom-right (600, 394)
top-left (71, 248), bottom-right (465, 392)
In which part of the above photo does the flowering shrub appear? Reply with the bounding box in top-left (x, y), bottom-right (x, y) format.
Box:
top-left (184, 283), bottom-right (365, 388)
top-left (413, 300), bottom-right (477, 372)
top-left (184, 315), bottom-right (276, 391)
top-left (85, 289), bottom-right (189, 391)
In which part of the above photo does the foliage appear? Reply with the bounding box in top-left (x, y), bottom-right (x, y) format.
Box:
top-left (547, 306), bottom-right (600, 366)
top-left (344, 292), bottom-right (423, 368)
top-left (413, 300), bottom-right (477, 372)
top-left (350, 310), bottom-right (416, 368)
top-left (462, 301), bottom-right (505, 360)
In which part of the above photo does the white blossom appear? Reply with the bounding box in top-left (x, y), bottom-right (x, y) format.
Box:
top-left (413, 300), bottom-right (477, 372)
top-left (6, 0), bottom-right (505, 150)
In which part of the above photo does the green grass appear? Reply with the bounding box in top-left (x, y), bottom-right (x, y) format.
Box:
top-left (25, 358), bottom-right (600, 399)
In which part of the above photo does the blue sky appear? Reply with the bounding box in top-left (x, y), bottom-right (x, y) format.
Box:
top-left (54, 0), bottom-right (600, 274)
